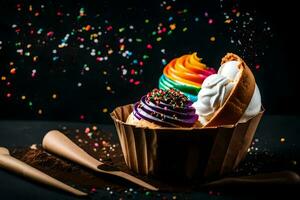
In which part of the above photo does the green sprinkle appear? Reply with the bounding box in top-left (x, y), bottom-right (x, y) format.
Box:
top-left (143, 55), bottom-right (149, 59)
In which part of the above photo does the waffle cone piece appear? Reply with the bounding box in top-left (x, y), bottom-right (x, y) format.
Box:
top-left (204, 53), bottom-right (256, 127)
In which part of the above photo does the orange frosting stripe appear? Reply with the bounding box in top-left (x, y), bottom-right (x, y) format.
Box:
top-left (163, 53), bottom-right (211, 87)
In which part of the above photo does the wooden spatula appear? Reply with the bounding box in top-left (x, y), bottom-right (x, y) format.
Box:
top-left (0, 147), bottom-right (87, 196)
top-left (42, 130), bottom-right (158, 191)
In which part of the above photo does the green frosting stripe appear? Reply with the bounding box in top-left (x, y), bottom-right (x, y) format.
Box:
top-left (158, 75), bottom-right (199, 102)
top-left (159, 75), bottom-right (200, 95)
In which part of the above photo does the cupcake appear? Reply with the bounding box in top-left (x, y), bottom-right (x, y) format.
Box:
top-left (158, 53), bottom-right (216, 102)
top-left (111, 53), bottom-right (263, 180)
top-left (126, 88), bottom-right (199, 128)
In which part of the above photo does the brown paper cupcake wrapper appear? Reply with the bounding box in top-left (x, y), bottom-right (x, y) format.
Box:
top-left (111, 104), bottom-right (264, 181)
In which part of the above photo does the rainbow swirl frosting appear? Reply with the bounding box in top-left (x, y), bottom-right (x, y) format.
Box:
top-left (133, 88), bottom-right (198, 127)
top-left (159, 53), bottom-right (216, 102)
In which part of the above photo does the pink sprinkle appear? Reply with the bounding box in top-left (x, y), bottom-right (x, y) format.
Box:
top-left (90, 188), bottom-right (96, 193)
top-left (208, 190), bottom-right (213, 195)
top-left (208, 19), bottom-right (214, 24)
top-left (96, 57), bottom-right (102, 61)
top-left (162, 27), bottom-right (167, 32)
top-left (6, 82), bottom-right (11, 86)
top-left (146, 44), bottom-right (152, 49)
top-left (255, 64), bottom-right (260, 69)
top-left (106, 26), bottom-right (113, 31)
top-left (84, 127), bottom-right (90, 134)
top-left (204, 12), bottom-right (208, 17)
top-left (139, 61), bottom-right (144, 66)
top-left (57, 11), bottom-right (63, 16)
top-left (80, 115), bottom-right (85, 120)
top-left (47, 31), bottom-right (54, 37)
top-left (94, 143), bottom-right (99, 147)
top-left (129, 78), bottom-right (134, 83)
top-left (130, 69), bottom-right (135, 75)
top-left (6, 93), bottom-right (12, 98)
top-left (134, 81), bottom-right (140, 85)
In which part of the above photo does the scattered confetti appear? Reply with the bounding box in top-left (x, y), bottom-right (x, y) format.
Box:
top-left (0, 0), bottom-right (272, 121)
top-left (210, 36), bottom-right (216, 42)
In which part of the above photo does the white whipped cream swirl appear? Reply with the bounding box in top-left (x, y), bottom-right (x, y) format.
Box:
top-left (193, 60), bottom-right (261, 125)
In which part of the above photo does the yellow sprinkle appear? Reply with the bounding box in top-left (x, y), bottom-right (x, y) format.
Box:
top-left (236, 12), bottom-right (240, 17)
top-left (108, 49), bottom-right (113, 54)
top-left (169, 24), bottom-right (176, 30)
top-left (106, 86), bottom-right (111, 91)
top-left (52, 94), bottom-right (57, 99)
top-left (224, 19), bottom-right (232, 24)
top-left (103, 71), bottom-right (107, 75)
top-left (1, 76), bottom-right (6, 81)
top-left (210, 36), bottom-right (216, 42)
top-left (156, 37), bottom-right (162, 42)
top-left (21, 95), bottom-right (26, 100)
top-left (182, 27), bottom-right (188, 32)
top-left (280, 137), bottom-right (285, 143)
top-left (38, 109), bottom-right (42, 115)
top-left (103, 108), bottom-right (108, 113)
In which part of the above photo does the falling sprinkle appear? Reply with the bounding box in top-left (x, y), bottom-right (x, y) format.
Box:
top-left (38, 109), bottom-right (43, 115)
top-left (10, 68), bottom-right (17, 74)
top-left (47, 31), bottom-right (54, 37)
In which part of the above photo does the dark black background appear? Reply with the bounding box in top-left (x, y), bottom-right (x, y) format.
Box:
top-left (0, 0), bottom-right (299, 123)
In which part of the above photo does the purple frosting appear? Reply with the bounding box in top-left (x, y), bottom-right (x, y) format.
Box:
top-left (133, 88), bottom-right (198, 127)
